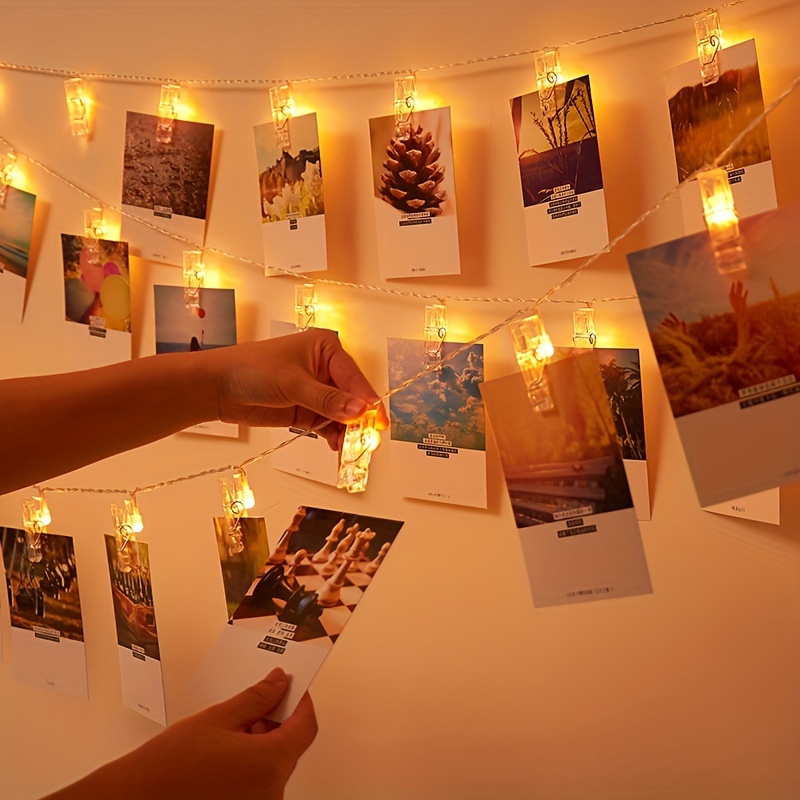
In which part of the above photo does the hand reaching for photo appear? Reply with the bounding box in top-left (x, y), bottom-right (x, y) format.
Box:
top-left (43, 669), bottom-right (317, 800)
top-left (204, 327), bottom-right (389, 450)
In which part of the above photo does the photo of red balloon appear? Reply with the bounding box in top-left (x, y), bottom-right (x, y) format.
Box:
top-left (198, 308), bottom-right (206, 318)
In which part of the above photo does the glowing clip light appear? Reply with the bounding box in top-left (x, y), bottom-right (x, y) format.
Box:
top-left (0, 149), bottom-right (18, 207)
top-left (157, 83), bottom-right (181, 144)
top-left (424, 303), bottom-right (447, 364)
top-left (270, 84), bottom-right (295, 150)
top-left (295, 283), bottom-right (317, 331)
top-left (110, 498), bottom-right (142, 573)
top-left (394, 74), bottom-right (417, 140)
top-left (64, 77), bottom-right (90, 136)
top-left (695, 11), bottom-right (723, 87)
top-left (697, 167), bottom-right (746, 275)
top-left (509, 312), bottom-right (556, 411)
top-left (337, 406), bottom-right (382, 493)
top-left (219, 473), bottom-right (251, 556)
top-left (572, 306), bottom-right (597, 348)
top-left (22, 495), bottom-right (51, 563)
top-left (83, 206), bottom-right (106, 265)
top-left (182, 250), bottom-right (205, 309)
top-left (534, 48), bottom-right (561, 118)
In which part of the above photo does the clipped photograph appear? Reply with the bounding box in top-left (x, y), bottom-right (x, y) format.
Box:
top-left (254, 113), bottom-right (324, 223)
top-left (0, 186), bottom-right (36, 280)
top-left (388, 339), bottom-right (485, 450)
top-left (213, 516), bottom-right (270, 620)
top-left (480, 351), bottom-right (633, 528)
top-left (231, 506), bottom-right (403, 648)
top-left (369, 106), bottom-right (455, 218)
top-left (62, 234), bottom-right (131, 332)
top-left (104, 535), bottom-right (161, 661)
top-left (596, 348), bottom-right (646, 461)
top-left (511, 75), bottom-right (603, 207)
top-left (121, 111), bottom-right (214, 220)
top-left (153, 285), bottom-right (236, 354)
top-left (666, 39), bottom-right (770, 182)
top-left (1, 527), bottom-right (84, 641)
top-left (627, 207), bottom-right (800, 419)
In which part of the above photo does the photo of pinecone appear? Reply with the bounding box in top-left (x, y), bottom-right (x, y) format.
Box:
top-left (379, 125), bottom-right (446, 215)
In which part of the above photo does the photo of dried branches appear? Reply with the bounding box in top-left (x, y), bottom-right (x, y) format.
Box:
top-left (511, 75), bottom-right (603, 207)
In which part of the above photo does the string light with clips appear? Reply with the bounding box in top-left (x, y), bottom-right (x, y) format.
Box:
top-left (110, 494), bottom-right (143, 573)
top-left (64, 77), bottom-right (91, 136)
top-left (156, 83), bottom-right (181, 144)
top-left (294, 283), bottom-right (318, 331)
top-left (183, 250), bottom-right (205, 309)
top-left (21, 492), bottom-right (51, 563)
top-left (270, 83), bottom-right (295, 150)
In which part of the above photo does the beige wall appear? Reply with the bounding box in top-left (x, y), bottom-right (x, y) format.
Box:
top-left (1, 1), bottom-right (798, 798)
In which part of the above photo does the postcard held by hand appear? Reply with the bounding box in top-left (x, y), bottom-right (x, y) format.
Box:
top-left (255, 112), bottom-right (327, 275)
top-left (368, 107), bottom-right (460, 279)
top-left (181, 505), bottom-right (404, 722)
top-left (121, 111), bottom-right (214, 266)
top-left (480, 351), bottom-right (651, 608)
top-left (1, 528), bottom-right (89, 700)
top-left (511, 75), bottom-right (609, 266)
top-left (388, 338), bottom-right (487, 508)
top-left (104, 536), bottom-right (167, 725)
top-left (665, 39), bottom-right (776, 235)
top-left (627, 201), bottom-right (800, 507)
top-left (0, 186), bottom-right (36, 323)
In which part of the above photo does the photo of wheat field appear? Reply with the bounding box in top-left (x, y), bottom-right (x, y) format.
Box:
top-left (628, 202), bottom-right (800, 419)
top-left (511, 75), bottom-right (603, 207)
top-left (666, 39), bottom-right (770, 182)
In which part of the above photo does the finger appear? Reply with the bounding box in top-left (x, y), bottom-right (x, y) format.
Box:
top-left (202, 668), bottom-right (289, 730)
top-left (265, 692), bottom-right (318, 760)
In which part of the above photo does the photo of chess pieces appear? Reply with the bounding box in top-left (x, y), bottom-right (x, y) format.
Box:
top-left (231, 506), bottom-right (402, 645)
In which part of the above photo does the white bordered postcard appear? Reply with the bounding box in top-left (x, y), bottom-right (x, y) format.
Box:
top-left (665, 39), bottom-right (776, 235)
top-left (1, 527), bottom-right (88, 700)
top-left (255, 112), bottom-right (327, 275)
top-left (480, 351), bottom-right (652, 608)
top-left (182, 505), bottom-right (403, 722)
top-left (121, 111), bottom-right (214, 266)
top-left (627, 201), bottom-right (800, 507)
top-left (388, 337), bottom-right (486, 508)
top-left (511, 75), bottom-right (609, 266)
top-left (368, 107), bottom-right (460, 279)
top-left (104, 535), bottom-right (166, 725)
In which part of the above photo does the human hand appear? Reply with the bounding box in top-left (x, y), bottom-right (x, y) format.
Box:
top-left (202, 328), bottom-right (388, 449)
top-left (45, 669), bottom-right (317, 800)
top-left (729, 280), bottom-right (749, 316)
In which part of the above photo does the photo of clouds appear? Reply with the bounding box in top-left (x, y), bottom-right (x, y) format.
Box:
top-left (388, 338), bottom-right (485, 451)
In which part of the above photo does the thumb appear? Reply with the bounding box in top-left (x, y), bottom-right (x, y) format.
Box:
top-left (290, 378), bottom-right (367, 424)
top-left (202, 668), bottom-right (289, 729)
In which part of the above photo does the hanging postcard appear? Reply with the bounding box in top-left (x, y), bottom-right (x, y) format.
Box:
top-left (267, 320), bottom-right (339, 485)
top-left (104, 535), bottom-right (166, 725)
top-left (0, 186), bottom-right (36, 322)
top-left (368, 107), bottom-right (460, 279)
top-left (595, 348), bottom-right (651, 521)
top-left (1, 527), bottom-right (88, 700)
top-left (153, 285), bottom-right (238, 438)
top-left (120, 111), bottom-right (214, 265)
top-left (387, 338), bottom-right (487, 508)
top-left (212, 516), bottom-right (270, 620)
top-left (511, 75), bottom-right (609, 266)
top-left (480, 351), bottom-right (652, 607)
top-left (61, 233), bottom-right (131, 368)
top-left (665, 39), bottom-right (776, 234)
top-left (182, 505), bottom-right (403, 722)
top-left (627, 201), bottom-right (800, 507)
top-left (255, 112), bottom-right (327, 276)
